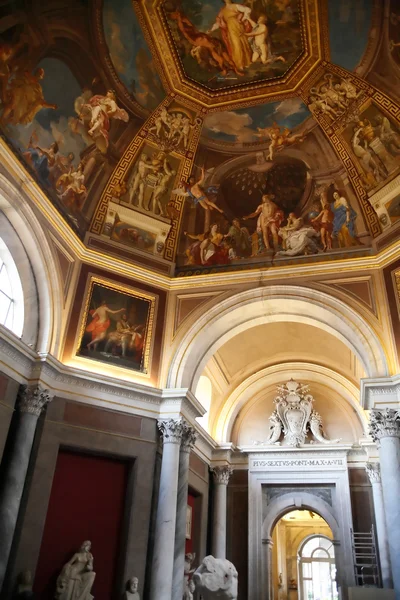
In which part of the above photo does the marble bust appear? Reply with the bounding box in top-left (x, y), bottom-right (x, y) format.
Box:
top-left (193, 556), bottom-right (238, 600)
top-left (55, 540), bottom-right (95, 600)
top-left (14, 570), bottom-right (34, 600)
top-left (123, 577), bottom-right (140, 600)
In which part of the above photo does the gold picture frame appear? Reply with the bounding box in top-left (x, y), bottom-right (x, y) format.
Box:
top-left (75, 276), bottom-right (157, 374)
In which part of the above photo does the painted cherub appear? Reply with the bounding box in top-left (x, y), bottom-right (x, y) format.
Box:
top-left (256, 122), bottom-right (305, 160)
top-left (244, 15), bottom-right (286, 65)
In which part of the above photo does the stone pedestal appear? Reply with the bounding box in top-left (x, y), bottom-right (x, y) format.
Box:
top-left (150, 419), bottom-right (186, 600)
top-left (366, 463), bottom-right (393, 589)
top-left (0, 385), bottom-right (52, 591)
top-left (369, 409), bottom-right (400, 598)
top-left (211, 466), bottom-right (233, 559)
top-left (172, 423), bottom-right (197, 600)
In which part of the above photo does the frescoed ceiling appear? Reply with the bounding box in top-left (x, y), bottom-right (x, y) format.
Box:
top-left (0, 0), bottom-right (399, 277)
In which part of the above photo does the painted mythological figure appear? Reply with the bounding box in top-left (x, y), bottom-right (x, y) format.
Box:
top-left (78, 90), bottom-right (129, 154)
top-left (85, 300), bottom-right (125, 351)
top-left (243, 193), bottom-right (284, 251)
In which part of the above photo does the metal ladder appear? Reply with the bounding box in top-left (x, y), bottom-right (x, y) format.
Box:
top-left (351, 526), bottom-right (381, 587)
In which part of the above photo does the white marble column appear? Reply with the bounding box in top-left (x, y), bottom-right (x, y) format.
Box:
top-left (369, 409), bottom-right (400, 597)
top-left (262, 537), bottom-right (274, 600)
top-left (366, 462), bottom-right (393, 589)
top-left (150, 418), bottom-right (186, 600)
top-left (172, 423), bottom-right (197, 600)
top-left (0, 385), bottom-right (52, 591)
top-left (211, 465), bottom-right (233, 559)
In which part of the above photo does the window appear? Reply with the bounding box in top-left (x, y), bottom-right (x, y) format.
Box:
top-left (298, 535), bottom-right (338, 600)
top-left (0, 237), bottom-right (24, 337)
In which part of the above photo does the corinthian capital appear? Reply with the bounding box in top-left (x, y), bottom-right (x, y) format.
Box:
top-left (212, 465), bottom-right (233, 485)
top-left (158, 418), bottom-right (187, 444)
top-left (18, 384), bottom-right (53, 417)
top-left (365, 462), bottom-right (381, 484)
top-left (181, 422), bottom-right (198, 453)
top-left (369, 408), bottom-right (400, 443)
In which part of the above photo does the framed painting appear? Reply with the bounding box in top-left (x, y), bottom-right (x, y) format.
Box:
top-left (186, 504), bottom-right (192, 540)
top-left (76, 276), bottom-right (156, 373)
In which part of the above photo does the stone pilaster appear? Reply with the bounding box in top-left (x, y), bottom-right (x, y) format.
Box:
top-left (369, 409), bottom-right (400, 596)
top-left (365, 462), bottom-right (393, 589)
top-left (0, 385), bottom-right (52, 591)
top-left (150, 418), bottom-right (186, 600)
top-left (172, 422), bottom-right (197, 600)
top-left (211, 465), bottom-right (233, 559)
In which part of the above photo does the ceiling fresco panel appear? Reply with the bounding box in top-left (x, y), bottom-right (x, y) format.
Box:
top-left (202, 98), bottom-right (311, 145)
top-left (0, 0), bottom-right (398, 280)
top-left (140, 0), bottom-right (327, 107)
top-left (327, 0), bottom-right (373, 72)
top-left (101, 0), bottom-right (166, 112)
top-left (161, 0), bottom-right (303, 91)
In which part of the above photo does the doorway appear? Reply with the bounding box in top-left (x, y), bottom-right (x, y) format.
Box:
top-left (272, 510), bottom-right (338, 600)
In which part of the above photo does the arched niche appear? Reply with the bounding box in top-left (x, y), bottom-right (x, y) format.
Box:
top-left (214, 363), bottom-right (366, 443)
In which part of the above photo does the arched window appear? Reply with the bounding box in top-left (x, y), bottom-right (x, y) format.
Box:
top-left (195, 375), bottom-right (212, 432)
top-left (0, 236), bottom-right (24, 337)
top-left (298, 535), bottom-right (338, 600)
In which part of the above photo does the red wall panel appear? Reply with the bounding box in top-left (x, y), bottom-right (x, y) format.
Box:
top-left (34, 450), bottom-right (129, 600)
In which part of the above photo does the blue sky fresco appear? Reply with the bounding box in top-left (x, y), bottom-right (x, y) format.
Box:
top-left (328, 0), bottom-right (373, 71)
top-left (203, 99), bottom-right (311, 144)
top-left (9, 57), bottom-right (87, 166)
top-left (103, 0), bottom-right (165, 110)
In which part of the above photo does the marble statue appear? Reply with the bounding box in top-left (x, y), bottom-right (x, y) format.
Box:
top-left (184, 553), bottom-right (196, 599)
top-left (184, 580), bottom-right (195, 600)
top-left (123, 577), bottom-right (140, 600)
top-left (192, 556), bottom-right (238, 600)
top-left (55, 541), bottom-right (95, 600)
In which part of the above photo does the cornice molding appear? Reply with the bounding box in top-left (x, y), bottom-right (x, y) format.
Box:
top-left (360, 375), bottom-right (400, 410)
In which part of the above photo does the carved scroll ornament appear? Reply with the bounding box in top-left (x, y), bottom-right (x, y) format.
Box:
top-left (254, 380), bottom-right (341, 448)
